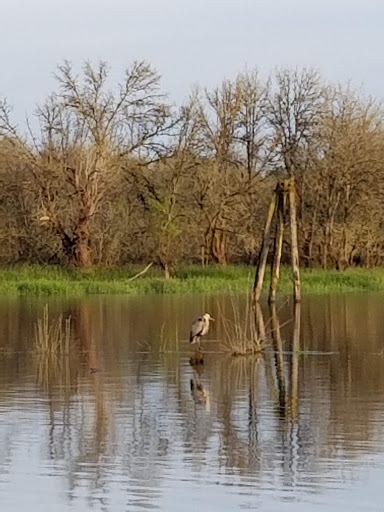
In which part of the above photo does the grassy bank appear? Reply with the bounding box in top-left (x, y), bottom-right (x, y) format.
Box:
top-left (0, 264), bottom-right (383, 296)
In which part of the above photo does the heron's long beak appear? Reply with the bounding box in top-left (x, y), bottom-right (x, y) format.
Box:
top-left (210, 317), bottom-right (215, 321)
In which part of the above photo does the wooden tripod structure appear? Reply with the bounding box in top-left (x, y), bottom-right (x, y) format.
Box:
top-left (253, 178), bottom-right (301, 303)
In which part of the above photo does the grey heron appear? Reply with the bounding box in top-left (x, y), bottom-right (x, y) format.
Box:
top-left (189, 313), bottom-right (215, 347)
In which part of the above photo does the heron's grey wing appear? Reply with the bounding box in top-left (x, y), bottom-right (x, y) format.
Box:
top-left (189, 317), bottom-right (204, 342)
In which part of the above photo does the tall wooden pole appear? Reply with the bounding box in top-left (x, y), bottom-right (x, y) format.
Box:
top-left (253, 188), bottom-right (278, 303)
top-left (254, 178), bottom-right (301, 304)
top-left (269, 189), bottom-right (285, 304)
top-left (255, 302), bottom-right (266, 342)
top-left (288, 179), bottom-right (301, 303)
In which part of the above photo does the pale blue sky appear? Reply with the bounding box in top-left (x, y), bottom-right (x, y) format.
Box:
top-left (1, 0), bottom-right (384, 123)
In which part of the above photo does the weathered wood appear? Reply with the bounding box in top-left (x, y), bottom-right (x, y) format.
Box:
top-left (288, 179), bottom-right (301, 302)
top-left (255, 302), bottom-right (266, 342)
top-left (253, 189), bottom-right (278, 303)
top-left (254, 178), bottom-right (301, 304)
top-left (269, 191), bottom-right (284, 303)
top-left (255, 302), bottom-right (267, 343)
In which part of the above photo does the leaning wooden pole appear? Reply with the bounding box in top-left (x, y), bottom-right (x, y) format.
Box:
top-left (288, 178), bottom-right (301, 303)
top-left (269, 188), bottom-right (285, 304)
top-left (255, 302), bottom-right (266, 342)
top-left (253, 188), bottom-right (278, 303)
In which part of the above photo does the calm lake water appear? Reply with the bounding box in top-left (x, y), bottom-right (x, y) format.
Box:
top-left (1, 293), bottom-right (384, 511)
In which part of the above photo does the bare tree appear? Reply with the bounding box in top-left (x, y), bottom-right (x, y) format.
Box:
top-left (1, 63), bottom-right (384, 270)
top-left (0, 60), bottom-right (172, 266)
top-left (235, 70), bottom-right (271, 179)
top-left (314, 86), bottom-right (384, 268)
top-left (267, 67), bottom-right (326, 177)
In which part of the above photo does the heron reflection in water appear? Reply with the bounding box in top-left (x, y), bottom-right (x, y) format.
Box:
top-left (190, 360), bottom-right (210, 411)
top-left (190, 378), bottom-right (210, 411)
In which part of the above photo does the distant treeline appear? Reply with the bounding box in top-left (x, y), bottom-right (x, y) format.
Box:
top-left (0, 61), bottom-right (383, 275)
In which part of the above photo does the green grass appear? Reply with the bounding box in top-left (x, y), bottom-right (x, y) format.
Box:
top-left (0, 264), bottom-right (383, 296)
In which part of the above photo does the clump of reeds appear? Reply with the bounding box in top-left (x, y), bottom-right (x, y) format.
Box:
top-left (219, 292), bottom-right (264, 356)
top-left (34, 304), bottom-right (71, 355)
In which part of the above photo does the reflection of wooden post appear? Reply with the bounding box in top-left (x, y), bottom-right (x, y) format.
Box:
top-left (270, 304), bottom-right (286, 411)
top-left (253, 191), bottom-right (278, 303)
top-left (269, 190), bottom-right (285, 303)
top-left (288, 179), bottom-right (301, 303)
top-left (290, 303), bottom-right (301, 421)
top-left (248, 358), bottom-right (259, 450)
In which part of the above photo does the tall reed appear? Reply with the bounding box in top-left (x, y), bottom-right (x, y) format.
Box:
top-left (219, 292), bottom-right (263, 356)
top-left (34, 304), bottom-right (71, 355)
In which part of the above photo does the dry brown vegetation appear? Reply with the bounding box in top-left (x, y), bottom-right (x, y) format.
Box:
top-left (1, 62), bottom-right (384, 275)
top-left (219, 292), bottom-right (263, 355)
top-left (34, 304), bottom-right (72, 355)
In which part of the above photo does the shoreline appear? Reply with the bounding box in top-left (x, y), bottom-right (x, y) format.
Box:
top-left (0, 264), bottom-right (383, 296)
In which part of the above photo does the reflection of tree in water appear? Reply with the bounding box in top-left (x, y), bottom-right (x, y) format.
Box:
top-left (49, 301), bottom-right (169, 510)
top-left (2, 296), bottom-right (384, 508)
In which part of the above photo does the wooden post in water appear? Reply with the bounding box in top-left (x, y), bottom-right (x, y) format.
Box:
top-left (288, 178), bottom-right (301, 303)
top-left (253, 187), bottom-right (278, 303)
top-left (253, 177), bottom-right (301, 303)
top-left (269, 186), bottom-right (285, 304)
top-left (255, 302), bottom-right (266, 342)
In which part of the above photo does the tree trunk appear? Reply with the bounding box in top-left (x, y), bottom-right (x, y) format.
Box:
top-left (74, 222), bottom-right (92, 267)
top-left (164, 263), bottom-right (170, 279)
top-left (323, 190), bottom-right (341, 269)
top-left (75, 236), bottom-right (92, 267)
top-left (203, 227), bottom-right (212, 265)
top-left (305, 202), bottom-right (318, 267)
top-left (365, 246), bottom-right (371, 268)
top-left (322, 222), bottom-right (330, 268)
top-left (159, 260), bottom-right (171, 279)
top-left (212, 230), bottom-right (227, 265)
top-left (200, 245), bottom-right (205, 267)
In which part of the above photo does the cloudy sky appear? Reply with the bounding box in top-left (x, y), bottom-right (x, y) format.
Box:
top-left (1, 0), bottom-right (383, 123)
